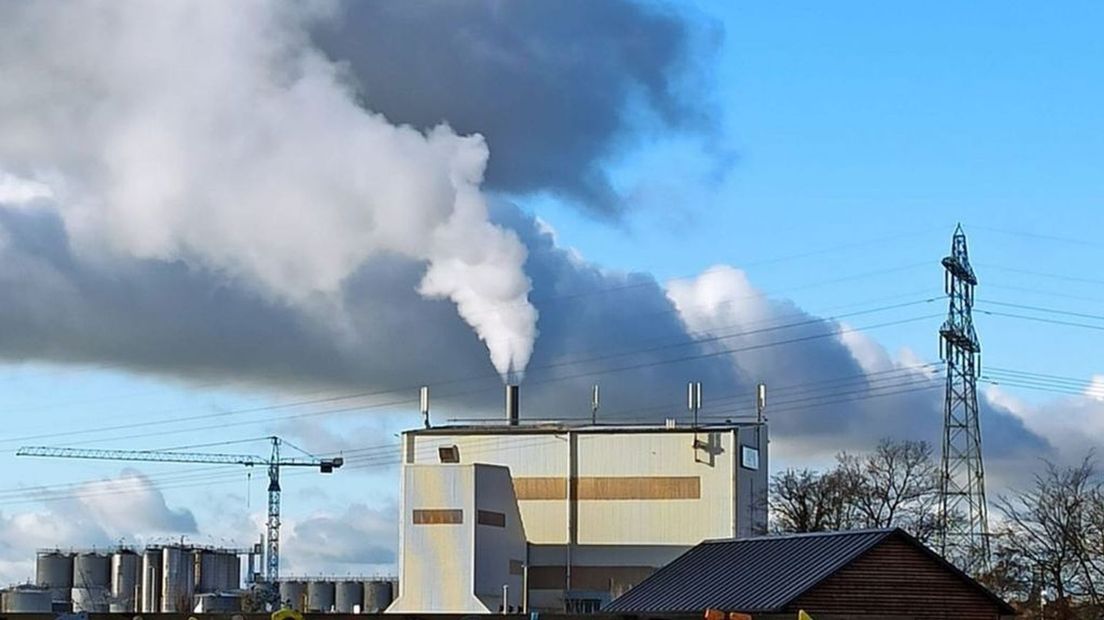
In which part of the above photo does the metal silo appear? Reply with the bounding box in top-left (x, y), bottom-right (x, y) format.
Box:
top-left (335, 581), bottom-right (363, 613)
top-left (197, 551), bottom-right (220, 593)
top-left (306, 580), bottom-right (335, 613)
top-left (72, 551), bottom-right (110, 612)
top-left (141, 547), bottom-right (162, 613)
top-left (2, 586), bottom-right (54, 613)
top-left (278, 581), bottom-right (307, 612)
top-left (111, 549), bottom-right (141, 612)
top-left (224, 552), bottom-right (242, 591)
top-left (160, 546), bottom-right (196, 612)
top-left (72, 552), bottom-right (110, 588)
top-left (35, 551), bottom-right (73, 607)
top-left (362, 580), bottom-right (393, 612)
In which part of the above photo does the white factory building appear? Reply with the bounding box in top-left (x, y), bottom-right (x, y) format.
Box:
top-left (387, 388), bottom-right (769, 614)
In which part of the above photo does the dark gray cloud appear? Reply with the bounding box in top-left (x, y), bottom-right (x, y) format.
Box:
top-left (0, 205), bottom-right (737, 418)
top-left (315, 0), bottom-right (722, 216)
top-left (0, 203), bottom-right (1052, 487)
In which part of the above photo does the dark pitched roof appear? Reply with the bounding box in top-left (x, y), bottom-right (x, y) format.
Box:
top-left (606, 528), bottom-right (1014, 615)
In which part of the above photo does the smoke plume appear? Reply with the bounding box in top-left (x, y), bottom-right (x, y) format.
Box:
top-left (0, 0), bottom-right (537, 379)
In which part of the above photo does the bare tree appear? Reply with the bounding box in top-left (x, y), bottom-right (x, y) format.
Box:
top-left (769, 468), bottom-right (856, 533)
top-left (994, 455), bottom-right (1104, 617)
top-left (769, 439), bottom-right (941, 541)
top-left (839, 439), bottom-right (942, 542)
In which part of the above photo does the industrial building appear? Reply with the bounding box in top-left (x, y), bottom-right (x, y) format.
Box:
top-left (605, 528), bottom-right (1016, 620)
top-left (388, 385), bottom-right (769, 613)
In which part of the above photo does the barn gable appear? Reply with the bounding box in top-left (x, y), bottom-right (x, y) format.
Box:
top-left (607, 528), bottom-right (1014, 619)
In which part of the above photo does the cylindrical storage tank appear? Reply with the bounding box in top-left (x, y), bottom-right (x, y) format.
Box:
top-left (306, 580), bottom-right (335, 613)
top-left (278, 581), bottom-right (307, 612)
top-left (35, 551), bottom-right (73, 606)
top-left (362, 580), bottom-right (393, 613)
top-left (160, 546), bottom-right (196, 612)
top-left (71, 586), bottom-right (109, 612)
top-left (111, 550), bottom-right (141, 612)
top-left (197, 551), bottom-right (220, 593)
top-left (335, 581), bottom-right (363, 613)
top-left (72, 552), bottom-right (110, 589)
top-left (223, 552), bottom-right (242, 591)
top-left (3, 587), bottom-right (54, 613)
top-left (141, 548), bottom-right (162, 613)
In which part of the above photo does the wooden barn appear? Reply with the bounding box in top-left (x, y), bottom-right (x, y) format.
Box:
top-left (605, 528), bottom-right (1015, 620)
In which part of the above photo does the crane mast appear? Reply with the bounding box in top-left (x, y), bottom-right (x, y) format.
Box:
top-left (17, 436), bottom-right (342, 583)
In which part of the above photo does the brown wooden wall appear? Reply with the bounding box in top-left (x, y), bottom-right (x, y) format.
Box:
top-left (790, 537), bottom-right (1010, 620)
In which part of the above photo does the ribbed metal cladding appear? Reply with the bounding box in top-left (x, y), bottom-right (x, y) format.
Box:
top-left (505, 384), bottom-right (519, 425)
top-left (606, 529), bottom-right (895, 613)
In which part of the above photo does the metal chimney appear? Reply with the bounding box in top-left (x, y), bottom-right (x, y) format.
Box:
top-left (505, 384), bottom-right (519, 426)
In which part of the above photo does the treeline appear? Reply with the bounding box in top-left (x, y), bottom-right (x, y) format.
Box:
top-left (769, 440), bottom-right (1104, 619)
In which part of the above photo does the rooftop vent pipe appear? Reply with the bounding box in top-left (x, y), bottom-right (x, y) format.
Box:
top-left (505, 384), bottom-right (519, 426)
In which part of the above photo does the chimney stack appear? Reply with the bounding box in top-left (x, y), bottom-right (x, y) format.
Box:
top-left (505, 384), bottom-right (519, 426)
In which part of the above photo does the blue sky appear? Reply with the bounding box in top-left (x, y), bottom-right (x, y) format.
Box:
top-left (538, 0), bottom-right (1104, 384)
top-left (0, 0), bottom-right (1101, 583)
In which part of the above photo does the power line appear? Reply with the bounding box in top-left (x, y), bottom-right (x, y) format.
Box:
top-left (0, 302), bottom-right (939, 449)
top-left (977, 299), bottom-right (1104, 322)
top-left (978, 310), bottom-right (1104, 332)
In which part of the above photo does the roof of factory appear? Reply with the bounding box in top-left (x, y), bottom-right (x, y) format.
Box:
top-left (605, 528), bottom-right (1014, 615)
top-left (405, 420), bottom-right (764, 436)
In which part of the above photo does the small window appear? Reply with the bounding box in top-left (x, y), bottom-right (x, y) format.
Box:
top-left (477, 510), bottom-right (506, 527)
top-left (741, 446), bottom-right (760, 470)
top-left (412, 509), bottom-right (463, 524)
top-left (438, 445), bottom-right (460, 463)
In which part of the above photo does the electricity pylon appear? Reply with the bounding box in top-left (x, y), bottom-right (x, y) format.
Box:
top-left (937, 224), bottom-right (990, 574)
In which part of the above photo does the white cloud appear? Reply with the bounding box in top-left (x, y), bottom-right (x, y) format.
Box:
top-left (0, 170), bottom-right (52, 205)
top-left (1088, 374), bottom-right (1104, 402)
top-left (0, 469), bottom-right (196, 584)
top-left (0, 0), bottom-right (536, 379)
top-left (665, 264), bottom-right (1047, 483)
top-left (281, 502), bottom-right (398, 577)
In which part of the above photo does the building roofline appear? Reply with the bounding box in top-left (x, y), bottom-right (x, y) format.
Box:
top-left (699, 527), bottom-right (896, 545)
top-left (700, 528), bottom-right (1014, 615)
top-left (405, 421), bottom-right (763, 436)
top-left (608, 528), bottom-right (1016, 615)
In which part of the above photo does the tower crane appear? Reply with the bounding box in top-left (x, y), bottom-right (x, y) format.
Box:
top-left (16, 436), bottom-right (342, 583)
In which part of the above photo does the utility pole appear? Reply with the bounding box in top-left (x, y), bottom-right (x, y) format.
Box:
top-left (937, 224), bottom-right (990, 574)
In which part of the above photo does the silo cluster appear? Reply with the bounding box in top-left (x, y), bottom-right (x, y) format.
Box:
top-left (25, 546), bottom-right (244, 613)
top-left (278, 578), bottom-right (393, 613)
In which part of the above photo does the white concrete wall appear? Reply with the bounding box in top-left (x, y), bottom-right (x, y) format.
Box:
top-left (472, 466), bottom-right (527, 611)
top-left (387, 463), bottom-right (526, 614)
top-left (387, 465), bottom-right (483, 613)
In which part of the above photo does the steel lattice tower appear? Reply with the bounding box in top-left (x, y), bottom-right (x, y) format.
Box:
top-left (938, 224), bottom-right (990, 573)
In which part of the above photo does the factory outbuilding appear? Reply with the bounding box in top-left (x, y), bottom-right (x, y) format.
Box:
top-left (606, 528), bottom-right (1016, 620)
top-left (388, 417), bottom-right (768, 613)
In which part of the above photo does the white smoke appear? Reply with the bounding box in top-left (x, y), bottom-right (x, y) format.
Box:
top-left (0, 0), bottom-right (537, 379)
